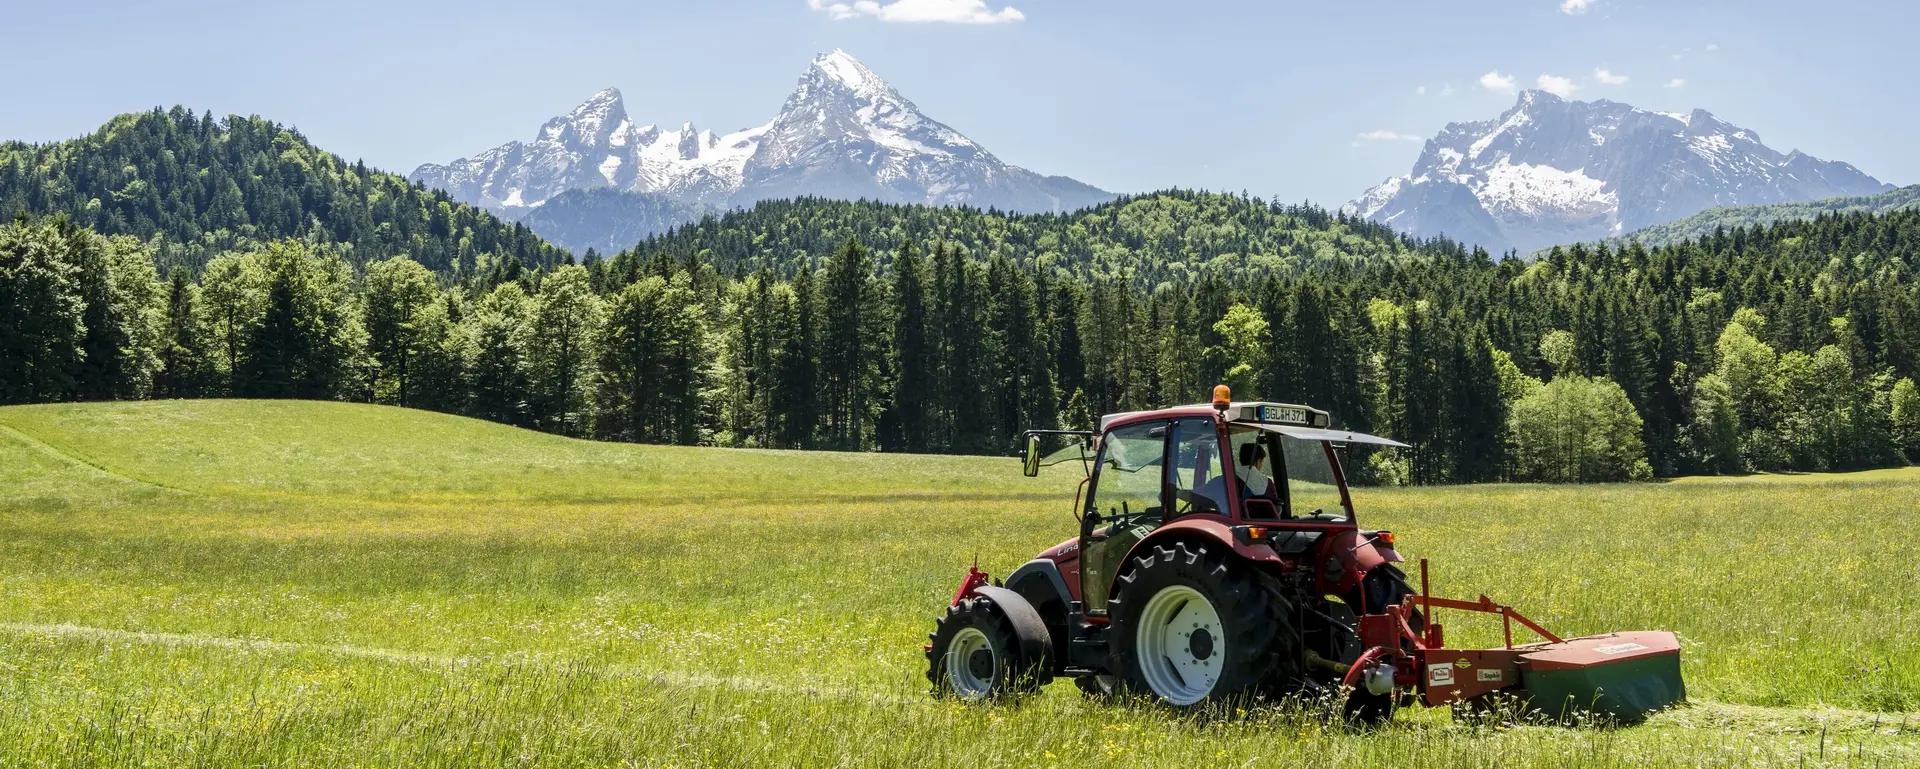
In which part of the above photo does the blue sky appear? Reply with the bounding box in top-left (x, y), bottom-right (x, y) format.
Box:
top-left (3, 0), bottom-right (1913, 206)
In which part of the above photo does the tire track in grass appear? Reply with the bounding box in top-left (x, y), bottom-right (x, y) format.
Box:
top-left (0, 424), bottom-right (195, 495)
top-left (0, 621), bottom-right (911, 706)
top-left (1, 621), bottom-right (1914, 736)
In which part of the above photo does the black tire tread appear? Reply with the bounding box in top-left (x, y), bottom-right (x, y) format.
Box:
top-left (924, 596), bottom-right (1045, 700)
top-left (1106, 542), bottom-right (1304, 708)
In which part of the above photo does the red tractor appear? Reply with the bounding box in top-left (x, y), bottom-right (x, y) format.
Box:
top-left (925, 387), bottom-right (1684, 724)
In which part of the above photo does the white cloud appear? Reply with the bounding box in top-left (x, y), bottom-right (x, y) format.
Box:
top-left (1593, 68), bottom-right (1629, 85)
top-left (1440, 84), bottom-right (1455, 97)
top-left (1665, 78), bottom-right (1687, 89)
top-left (1705, 43), bottom-right (1719, 51)
top-left (1560, 0), bottom-right (1595, 14)
top-left (1536, 74), bottom-right (1580, 97)
top-left (1354, 130), bottom-right (1425, 147)
top-left (1415, 85), bottom-right (1427, 96)
top-left (807, 0), bottom-right (1024, 24)
top-left (1479, 71), bottom-right (1517, 94)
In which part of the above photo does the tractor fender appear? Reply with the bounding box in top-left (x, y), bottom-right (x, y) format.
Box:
top-left (1002, 559), bottom-right (1074, 674)
top-left (1321, 529), bottom-right (1389, 594)
top-left (971, 585), bottom-right (1056, 680)
top-left (1005, 559), bottom-right (1074, 611)
top-left (1126, 516), bottom-right (1281, 568)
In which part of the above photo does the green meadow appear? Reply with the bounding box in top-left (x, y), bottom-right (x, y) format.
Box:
top-left (0, 400), bottom-right (1914, 767)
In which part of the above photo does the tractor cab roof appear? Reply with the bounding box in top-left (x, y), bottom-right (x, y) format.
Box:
top-left (1098, 401), bottom-right (1408, 449)
top-left (1098, 401), bottom-right (1332, 432)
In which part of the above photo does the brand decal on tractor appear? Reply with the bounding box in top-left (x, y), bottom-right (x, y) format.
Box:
top-left (923, 386), bottom-right (1686, 725)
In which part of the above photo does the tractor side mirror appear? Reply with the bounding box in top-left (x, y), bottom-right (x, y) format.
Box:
top-left (1022, 434), bottom-right (1042, 477)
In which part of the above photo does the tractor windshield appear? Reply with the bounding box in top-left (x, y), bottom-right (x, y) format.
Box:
top-left (1227, 426), bottom-right (1349, 521)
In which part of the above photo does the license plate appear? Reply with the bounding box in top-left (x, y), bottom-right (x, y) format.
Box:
top-left (1259, 406), bottom-right (1307, 425)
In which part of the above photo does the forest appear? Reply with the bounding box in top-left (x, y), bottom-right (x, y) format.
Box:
top-left (0, 107), bottom-right (568, 275)
top-left (4, 200), bottom-right (1919, 483)
top-left (4, 108), bottom-right (1920, 483)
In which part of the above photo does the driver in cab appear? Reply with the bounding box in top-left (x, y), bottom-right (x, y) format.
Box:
top-left (1237, 443), bottom-right (1283, 508)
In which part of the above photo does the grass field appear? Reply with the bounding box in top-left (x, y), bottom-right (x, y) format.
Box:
top-left (0, 400), bottom-right (1915, 768)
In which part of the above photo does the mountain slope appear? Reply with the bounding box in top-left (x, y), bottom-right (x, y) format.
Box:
top-left (0, 107), bottom-right (569, 272)
top-left (1617, 184), bottom-right (1920, 249)
top-left (1345, 91), bottom-right (1895, 253)
top-left (410, 50), bottom-right (1114, 240)
top-left (517, 188), bottom-right (703, 255)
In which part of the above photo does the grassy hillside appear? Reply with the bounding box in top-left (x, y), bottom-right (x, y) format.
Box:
top-left (0, 401), bottom-right (1914, 767)
top-left (1617, 184), bottom-right (1920, 249)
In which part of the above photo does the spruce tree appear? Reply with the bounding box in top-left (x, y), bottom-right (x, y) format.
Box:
top-left (239, 241), bottom-right (354, 400)
top-left (818, 239), bottom-right (886, 451)
top-left (466, 283), bottom-right (533, 427)
top-left (154, 268), bottom-right (214, 398)
top-left (774, 269), bottom-right (820, 449)
top-left (886, 243), bottom-right (934, 452)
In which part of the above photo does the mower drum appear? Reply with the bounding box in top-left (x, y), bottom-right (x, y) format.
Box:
top-left (1515, 631), bottom-right (1685, 724)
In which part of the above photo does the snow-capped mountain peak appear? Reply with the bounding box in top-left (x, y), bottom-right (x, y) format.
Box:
top-left (810, 49), bottom-right (886, 97)
top-left (1344, 91), bottom-right (1893, 253)
top-left (410, 50), bottom-right (1112, 233)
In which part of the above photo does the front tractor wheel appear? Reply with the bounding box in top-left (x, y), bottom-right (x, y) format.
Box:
top-left (926, 596), bottom-right (1045, 701)
top-left (1108, 543), bottom-right (1300, 708)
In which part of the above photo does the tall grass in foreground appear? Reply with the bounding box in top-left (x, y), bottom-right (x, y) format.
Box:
top-left (0, 400), bottom-right (1915, 767)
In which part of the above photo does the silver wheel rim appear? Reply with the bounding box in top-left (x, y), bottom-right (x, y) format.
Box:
top-left (944, 627), bottom-right (997, 700)
top-left (1136, 585), bottom-right (1224, 706)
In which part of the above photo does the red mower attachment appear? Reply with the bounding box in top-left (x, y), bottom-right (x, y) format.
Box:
top-left (1348, 559), bottom-right (1686, 724)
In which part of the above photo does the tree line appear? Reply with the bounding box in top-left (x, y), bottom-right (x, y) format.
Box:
top-left (5, 198), bottom-right (1919, 484)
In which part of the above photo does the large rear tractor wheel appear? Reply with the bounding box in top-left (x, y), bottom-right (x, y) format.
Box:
top-left (1108, 542), bottom-right (1301, 708)
top-left (926, 595), bottom-right (1047, 702)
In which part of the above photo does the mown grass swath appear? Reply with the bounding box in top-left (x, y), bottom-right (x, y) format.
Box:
top-left (0, 400), bottom-right (1913, 766)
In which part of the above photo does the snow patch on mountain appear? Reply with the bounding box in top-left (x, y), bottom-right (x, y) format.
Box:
top-left (1478, 162), bottom-right (1614, 220)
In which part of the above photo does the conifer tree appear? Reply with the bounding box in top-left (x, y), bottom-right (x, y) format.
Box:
top-left (595, 275), bottom-right (706, 444)
top-left (239, 241), bottom-right (355, 400)
top-left (406, 292), bottom-right (467, 415)
top-left (466, 283), bottom-right (533, 426)
top-left (818, 239), bottom-right (886, 451)
top-left (1449, 327), bottom-right (1508, 482)
top-left (885, 243), bottom-right (934, 452)
top-left (154, 269), bottom-right (214, 398)
top-left (774, 268), bottom-right (820, 449)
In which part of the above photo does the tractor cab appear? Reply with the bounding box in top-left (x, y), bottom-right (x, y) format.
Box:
top-left (1019, 387), bottom-right (1411, 618)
